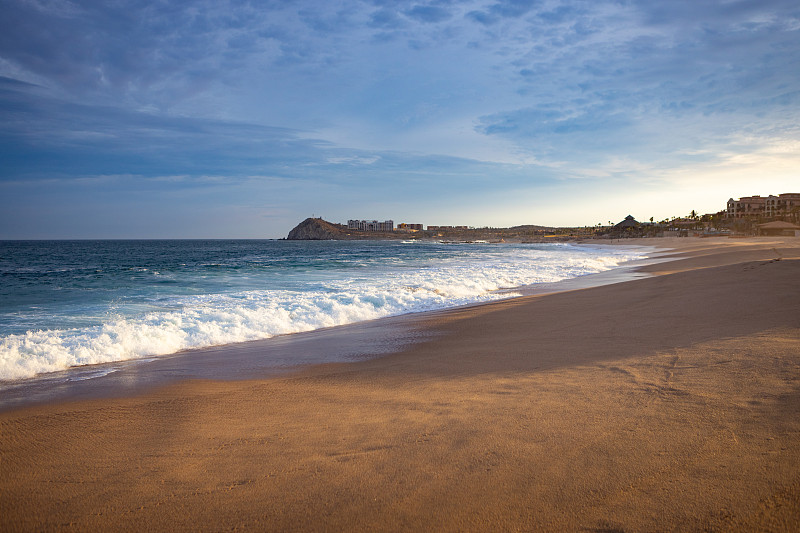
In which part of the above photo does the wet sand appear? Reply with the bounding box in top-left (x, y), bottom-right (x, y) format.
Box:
top-left (2, 236), bottom-right (800, 531)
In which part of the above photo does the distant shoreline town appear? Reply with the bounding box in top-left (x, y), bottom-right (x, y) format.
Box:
top-left (288, 193), bottom-right (800, 241)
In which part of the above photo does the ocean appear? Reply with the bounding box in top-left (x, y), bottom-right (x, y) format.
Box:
top-left (0, 239), bottom-right (648, 382)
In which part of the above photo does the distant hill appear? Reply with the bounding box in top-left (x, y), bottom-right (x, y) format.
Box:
top-left (286, 218), bottom-right (401, 240)
top-left (286, 218), bottom-right (348, 240)
top-left (285, 218), bottom-right (578, 242)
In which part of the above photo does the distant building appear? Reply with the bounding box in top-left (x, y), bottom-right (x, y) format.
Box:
top-left (397, 223), bottom-right (423, 231)
top-left (347, 220), bottom-right (394, 232)
top-left (764, 193), bottom-right (800, 218)
top-left (613, 215), bottom-right (639, 229)
top-left (727, 193), bottom-right (800, 220)
top-left (757, 221), bottom-right (800, 236)
top-left (727, 196), bottom-right (765, 218)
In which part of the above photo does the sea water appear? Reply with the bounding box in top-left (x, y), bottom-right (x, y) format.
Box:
top-left (0, 240), bottom-right (647, 381)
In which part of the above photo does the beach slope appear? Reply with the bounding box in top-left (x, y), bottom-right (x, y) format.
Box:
top-left (2, 238), bottom-right (800, 531)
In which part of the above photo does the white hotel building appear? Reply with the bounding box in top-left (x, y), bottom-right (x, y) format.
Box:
top-left (347, 220), bottom-right (394, 232)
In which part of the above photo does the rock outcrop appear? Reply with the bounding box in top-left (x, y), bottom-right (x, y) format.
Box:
top-left (286, 218), bottom-right (350, 240)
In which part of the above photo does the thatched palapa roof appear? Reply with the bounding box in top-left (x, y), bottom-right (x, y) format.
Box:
top-left (613, 215), bottom-right (639, 229)
top-left (757, 221), bottom-right (800, 230)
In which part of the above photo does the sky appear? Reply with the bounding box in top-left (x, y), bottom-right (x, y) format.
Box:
top-left (1, 0), bottom-right (799, 238)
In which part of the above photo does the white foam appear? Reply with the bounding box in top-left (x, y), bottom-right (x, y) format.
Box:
top-left (0, 245), bottom-right (647, 381)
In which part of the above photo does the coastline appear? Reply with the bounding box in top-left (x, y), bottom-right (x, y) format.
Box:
top-left (2, 236), bottom-right (799, 530)
top-left (0, 240), bottom-right (655, 412)
top-left (0, 239), bottom-right (645, 387)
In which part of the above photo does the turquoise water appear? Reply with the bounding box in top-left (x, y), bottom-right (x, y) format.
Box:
top-left (0, 240), bottom-right (647, 380)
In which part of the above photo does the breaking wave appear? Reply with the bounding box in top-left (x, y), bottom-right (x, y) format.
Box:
top-left (0, 243), bottom-right (646, 380)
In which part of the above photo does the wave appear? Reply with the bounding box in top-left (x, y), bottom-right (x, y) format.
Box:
top-left (0, 245), bottom-right (646, 381)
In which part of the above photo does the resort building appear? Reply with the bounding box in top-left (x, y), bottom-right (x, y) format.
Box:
top-left (727, 193), bottom-right (800, 220)
top-left (764, 193), bottom-right (800, 218)
top-left (727, 196), bottom-right (765, 218)
top-left (347, 220), bottom-right (394, 232)
top-left (397, 223), bottom-right (424, 231)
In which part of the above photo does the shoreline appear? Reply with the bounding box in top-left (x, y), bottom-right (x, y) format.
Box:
top-left (2, 236), bottom-right (799, 531)
top-left (0, 236), bottom-right (786, 411)
top-left (0, 240), bottom-right (658, 412)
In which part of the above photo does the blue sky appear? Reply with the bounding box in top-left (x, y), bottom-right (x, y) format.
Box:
top-left (1, 0), bottom-right (798, 238)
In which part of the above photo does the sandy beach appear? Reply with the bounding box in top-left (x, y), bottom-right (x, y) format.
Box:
top-left (2, 236), bottom-right (799, 531)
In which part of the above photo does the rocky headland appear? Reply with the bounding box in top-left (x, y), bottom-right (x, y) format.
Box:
top-left (286, 218), bottom-right (568, 242)
top-left (286, 218), bottom-right (400, 240)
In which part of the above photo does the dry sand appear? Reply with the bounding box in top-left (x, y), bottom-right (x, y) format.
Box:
top-left (2, 236), bottom-right (800, 531)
